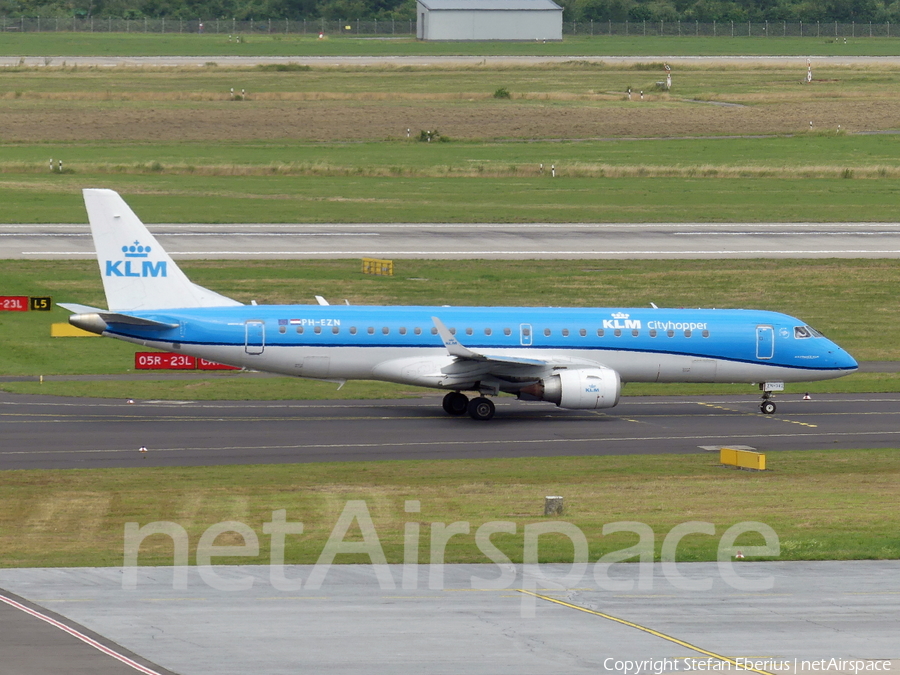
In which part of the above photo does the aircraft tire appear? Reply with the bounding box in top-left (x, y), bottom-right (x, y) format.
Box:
top-left (467, 397), bottom-right (495, 421)
top-left (760, 401), bottom-right (776, 415)
top-left (442, 391), bottom-right (469, 416)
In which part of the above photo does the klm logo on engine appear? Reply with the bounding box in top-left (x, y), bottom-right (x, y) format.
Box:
top-left (105, 241), bottom-right (167, 278)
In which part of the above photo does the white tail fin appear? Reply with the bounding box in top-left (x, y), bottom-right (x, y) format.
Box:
top-left (83, 189), bottom-right (242, 311)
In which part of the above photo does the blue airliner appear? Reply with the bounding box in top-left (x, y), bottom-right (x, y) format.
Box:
top-left (62, 189), bottom-right (858, 420)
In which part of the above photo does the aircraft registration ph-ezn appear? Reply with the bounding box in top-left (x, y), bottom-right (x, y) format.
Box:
top-left (61, 189), bottom-right (858, 421)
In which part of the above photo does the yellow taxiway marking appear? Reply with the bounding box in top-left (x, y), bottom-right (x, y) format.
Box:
top-left (696, 402), bottom-right (817, 427)
top-left (517, 589), bottom-right (774, 675)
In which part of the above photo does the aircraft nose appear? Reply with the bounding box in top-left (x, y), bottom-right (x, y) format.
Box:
top-left (831, 346), bottom-right (858, 371)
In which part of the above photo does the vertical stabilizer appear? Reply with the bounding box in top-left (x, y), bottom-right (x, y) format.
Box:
top-left (83, 189), bottom-right (242, 311)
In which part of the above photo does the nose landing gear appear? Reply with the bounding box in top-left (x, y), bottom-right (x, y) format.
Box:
top-left (760, 395), bottom-right (777, 415)
top-left (759, 381), bottom-right (783, 414)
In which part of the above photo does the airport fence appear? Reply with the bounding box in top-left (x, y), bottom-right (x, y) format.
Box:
top-left (1, 17), bottom-right (898, 38)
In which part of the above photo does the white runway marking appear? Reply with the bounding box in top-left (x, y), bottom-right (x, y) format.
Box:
top-left (0, 593), bottom-right (166, 675)
top-left (2, 428), bottom-right (899, 456)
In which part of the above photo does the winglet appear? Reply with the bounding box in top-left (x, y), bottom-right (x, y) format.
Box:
top-left (431, 316), bottom-right (482, 360)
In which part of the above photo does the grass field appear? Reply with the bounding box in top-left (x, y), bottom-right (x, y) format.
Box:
top-left (2, 449), bottom-right (897, 567)
top-left (4, 60), bottom-right (900, 223)
top-left (9, 175), bottom-right (900, 224)
top-left (3, 33), bottom-right (900, 57)
top-left (0, 258), bottom-right (895, 400)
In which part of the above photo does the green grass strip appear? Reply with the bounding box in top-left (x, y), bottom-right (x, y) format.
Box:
top-left (1, 449), bottom-right (898, 567)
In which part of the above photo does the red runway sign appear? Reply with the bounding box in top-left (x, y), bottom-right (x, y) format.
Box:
top-left (0, 296), bottom-right (28, 312)
top-left (135, 353), bottom-right (197, 370)
top-left (198, 359), bottom-right (240, 371)
top-left (135, 353), bottom-right (240, 371)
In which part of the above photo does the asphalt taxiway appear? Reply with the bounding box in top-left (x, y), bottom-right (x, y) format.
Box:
top-left (1, 391), bottom-right (898, 470)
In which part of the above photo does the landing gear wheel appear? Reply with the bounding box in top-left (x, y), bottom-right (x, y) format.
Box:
top-left (442, 391), bottom-right (469, 416)
top-left (760, 401), bottom-right (776, 415)
top-left (467, 397), bottom-right (495, 421)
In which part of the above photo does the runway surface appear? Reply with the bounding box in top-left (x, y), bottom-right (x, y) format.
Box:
top-left (0, 562), bottom-right (897, 675)
top-left (7, 222), bottom-right (900, 259)
top-left (2, 391), bottom-right (898, 470)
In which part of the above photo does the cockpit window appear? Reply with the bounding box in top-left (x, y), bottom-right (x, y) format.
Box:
top-left (795, 325), bottom-right (824, 339)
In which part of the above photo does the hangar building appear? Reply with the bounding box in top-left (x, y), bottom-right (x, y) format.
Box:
top-left (416, 0), bottom-right (563, 41)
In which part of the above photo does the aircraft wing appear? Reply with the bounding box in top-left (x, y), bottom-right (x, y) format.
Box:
top-left (431, 316), bottom-right (549, 367)
top-left (430, 316), bottom-right (610, 389)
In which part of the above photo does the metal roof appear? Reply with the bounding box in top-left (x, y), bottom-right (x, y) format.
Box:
top-left (418, 0), bottom-right (562, 11)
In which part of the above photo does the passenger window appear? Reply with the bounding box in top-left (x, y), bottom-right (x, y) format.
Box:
top-left (449, 327), bottom-right (456, 335)
top-left (667, 329), bottom-right (675, 337)
top-left (465, 328), bottom-right (473, 336)
top-left (367, 327), bottom-right (375, 335)
top-left (279, 325), bottom-right (286, 334)
top-left (414, 327), bottom-right (422, 335)
top-left (431, 327), bottom-right (438, 335)
top-left (579, 328), bottom-right (586, 337)
top-left (632, 329), bottom-right (639, 337)
top-left (382, 327), bottom-right (390, 335)
top-left (350, 326), bottom-right (357, 335)
top-left (543, 328), bottom-right (551, 337)
top-left (562, 329), bottom-right (569, 337)
top-left (702, 330), bottom-right (710, 338)
top-left (332, 326), bottom-right (340, 334)
top-left (504, 328), bottom-right (511, 336)
top-left (399, 327), bottom-right (407, 335)
top-left (296, 326), bottom-right (304, 334)
top-left (649, 329), bottom-right (657, 338)
top-left (597, 329), bottom-right (604, 337)
top-left (314, 326), bottom-right (322, 334)
top-left (484, 328), bottom-right (492, 336)
top-left (684, 329), bottom-right (692, 338)
top-left (614, 329), bottom-right (622, 337)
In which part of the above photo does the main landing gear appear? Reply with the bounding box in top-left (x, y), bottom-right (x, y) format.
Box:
top-left (441, 392), bottom-right (495, 421)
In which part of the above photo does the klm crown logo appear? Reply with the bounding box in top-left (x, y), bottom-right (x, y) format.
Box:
top-left (611, 312), bottom-right (630, 319)
top-left (105, 240), bottom-right (167, 278)
top-left (123, 241), bottom-right (151, 258)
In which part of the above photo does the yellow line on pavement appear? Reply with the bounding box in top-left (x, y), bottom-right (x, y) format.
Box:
top-left (517, 589), bottom-right (773, 675)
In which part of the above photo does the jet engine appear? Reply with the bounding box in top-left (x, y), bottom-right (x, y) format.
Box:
top-left (518, 368), bottom-right (621, 410)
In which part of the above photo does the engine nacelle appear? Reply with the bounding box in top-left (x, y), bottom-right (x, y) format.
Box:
top-left (518, 368), bottom-right (621, 410)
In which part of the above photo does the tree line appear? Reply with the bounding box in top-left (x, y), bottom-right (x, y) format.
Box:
top-left (2, 0), bottom-right (898, 25)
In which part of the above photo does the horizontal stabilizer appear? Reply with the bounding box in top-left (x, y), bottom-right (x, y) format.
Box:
top-left (58, 302), bottom-right (105, 314)
top-left (68, 312), bottom-right (178, 335)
